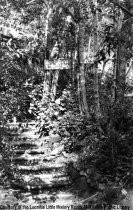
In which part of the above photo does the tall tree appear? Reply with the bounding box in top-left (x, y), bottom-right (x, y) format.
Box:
top-left (112, 0), bottom-right (133, 102)
top-left (75, 0), bottom-right (90, 117)
top-left (49, 0), bottom-right (90, 115)
top-left (93, 0), bottom-right (101, 118)
top-left (78, 20), bottom-right (90, 117)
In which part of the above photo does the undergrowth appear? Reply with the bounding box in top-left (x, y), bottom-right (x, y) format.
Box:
top-left (28, 80), bottom-right (133, 207)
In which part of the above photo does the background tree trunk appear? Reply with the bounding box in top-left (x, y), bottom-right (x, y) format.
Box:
top-left (42, 2), bottom-right (53, 100)
top-left (42, 71), bottom-right (51, 100)
top-left (78, 21), bottom-right (89, 117)
top-left (77, 72), bottom-right (83, 114)
top-left (44, 3), bottom-right (53, 46)
top-left (117, 42), bottom-right (126, 102)
top-left (115, 10), bottom-right (126, 103)
top-left (51, 70), bottom-right (59, 101)
top-left (93, 0), bottom-right (100, 118)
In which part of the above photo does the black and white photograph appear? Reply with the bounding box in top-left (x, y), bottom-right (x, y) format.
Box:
top-left (0, 0), bottom-right (132, 209)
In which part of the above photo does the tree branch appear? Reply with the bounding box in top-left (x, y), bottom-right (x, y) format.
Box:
top-left (123, 17), bottom-right (133, 25)
top-left (109, 0), bottom-right (133, 17)
top-left (26, 0), bottom-right (36, 5)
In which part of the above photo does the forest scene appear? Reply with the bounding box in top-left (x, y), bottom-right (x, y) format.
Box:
top-left (0, 0), bottom-right (133, 209)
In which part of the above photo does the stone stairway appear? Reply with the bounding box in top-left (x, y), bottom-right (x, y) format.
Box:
top-left (1, 123), bottom-right (133, 209)
top-left (7, 122), bottom-right (80, 207)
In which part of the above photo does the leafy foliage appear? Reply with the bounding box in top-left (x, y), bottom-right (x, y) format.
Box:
top-left (0, 0), bottom-right (133, 208)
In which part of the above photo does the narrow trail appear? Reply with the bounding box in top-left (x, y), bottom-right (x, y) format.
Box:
top-left (3, 122), bottom-right (81, 208)
top-left (1, 122), bottom-right (133, 209)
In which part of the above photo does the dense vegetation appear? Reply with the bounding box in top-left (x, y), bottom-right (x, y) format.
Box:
top-left (0, 0), bottom-right (133, 208)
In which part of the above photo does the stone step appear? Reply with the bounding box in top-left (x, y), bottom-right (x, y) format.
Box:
top-left (17, 163), bottom-right (66, 171)
top-left (13, 158), bottom-right (30, 165)
top-left (13, 157), bottom-right (36, 164)
top-left (13, 158), bottom-right (44, 166)
top-left (13, 154), bottom-right (51, 162)
top-left (11, 140), bottom-right (37, 145)
top-left (14, 163), bottom-right (66, 175)
top-left (13, 159), bottom-right (66, 175)
top-left (11, 179), bottom-right (71, 191)
top-left (17, 191), bottom-right (79, 206)
top-left (15, 150), bottom-right (25, 155)
top-left (13, 156), bottom-right (66, 165)
top-left (13, 156), bottom-right (55, 165)
top-left (18, 131), bottom-right (40, 139)
top-left (14, 148), bottom-right (51, 156)
top-left (11, 137), bottom-right (48, 146)
top-left (13, 158), bottom-right (68, 171)
top-left (13, 144), bottom-right (38, 150)
top-left (17, 167), bottom-right (63, 175)
top-left (22, 173), bottom-right (69, 185)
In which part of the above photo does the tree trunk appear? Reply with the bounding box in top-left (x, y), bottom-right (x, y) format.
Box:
top-left (110, 0), bottom-right (131, 103)
top-left (117, 42), bottom-right (126, 102)
top-left (88, 35), bottom-right (92, 59)
top-left (70, 50), bottom-right (75, 85)
top-left (93, 1), bottom-right (100, 118)
top-left (115, 10), bottom-right (126, 102)
top-left (78, 21), bottom-right (89, 117)
top-left (51, 70), bottom-right (59, 101)
top-left (42, 3), bottom-right (52, 100)
top-left (112, 39), bottom-right (119, 103)
top-left (77, 72), bottom-right (83, 114)
top-left (44, 5), bottom-right (52, 46)
top-left (42, 71), bottom-right (51, 101)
